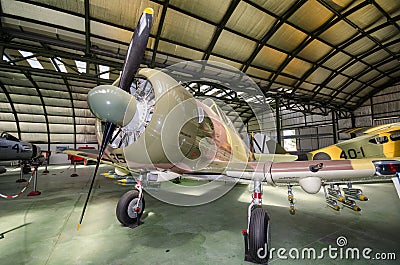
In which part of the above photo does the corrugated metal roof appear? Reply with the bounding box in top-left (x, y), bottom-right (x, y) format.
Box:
top-left (0, 0), bottom-right (399, 144)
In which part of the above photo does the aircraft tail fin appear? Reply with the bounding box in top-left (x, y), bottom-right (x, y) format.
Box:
top-left (391, 174), bottom-right (400, 199)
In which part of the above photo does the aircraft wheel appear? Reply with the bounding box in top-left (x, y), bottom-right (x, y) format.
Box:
top-left (116, 190), bottom-right (145, 226)
top-left (249, 208), bottom-right (270, 264)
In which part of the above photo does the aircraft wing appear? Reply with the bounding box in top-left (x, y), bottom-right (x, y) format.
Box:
top-left (63, 150), bottom-right (131, 175)
top-left (202, 157), bottom-right (400, 195)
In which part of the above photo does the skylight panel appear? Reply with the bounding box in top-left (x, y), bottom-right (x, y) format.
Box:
top-left (205, 88), bottom-right (220, 96)
top-left (75, 60), bottom-right (86, 73)
top-left (200, 85), bottom-right (209, 92)
top-left (215, 91), bottom-right (226, 97)
top-left (50, 57), bottom-right (68, 73)
top-left (99, 65), bottom-right (110, 79)
top-left (19, 50), bottom-right (43, 69)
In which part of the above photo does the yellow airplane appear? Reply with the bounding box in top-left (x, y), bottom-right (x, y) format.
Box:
top-left (308, 123), bottom-right (400, 160)
top-left (64, 8), bottom-right (400, 264)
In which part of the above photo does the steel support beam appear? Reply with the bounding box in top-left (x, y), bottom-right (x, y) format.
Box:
top-left (275, 97), bottom-right (281, 145)
top-left (24, 72), bottom-right (50, 151)
top-left (332, 110), bottom-right (338, 144)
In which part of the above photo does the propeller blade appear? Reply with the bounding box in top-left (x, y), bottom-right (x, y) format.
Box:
top-left (78, 122), bottom-right (116, 230)
top-left (77, 8), bottom-right (153, 230)
top-left (119, 8), bottom-right (153, 92)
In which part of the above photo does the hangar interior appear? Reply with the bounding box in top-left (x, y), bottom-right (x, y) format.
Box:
top-left (1, 0), bottom-right (400, 158)
top-left (1, 0), bottom-right (400, 265)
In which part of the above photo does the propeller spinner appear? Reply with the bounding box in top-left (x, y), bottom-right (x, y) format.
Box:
top-left (77, 8), bottom-right (153, 230)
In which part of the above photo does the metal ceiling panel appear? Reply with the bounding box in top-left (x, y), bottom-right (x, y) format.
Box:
top-left (212, 30), bottom-right (256, 61)
top-left (343, 37), bottom-right (376, 56)
top-left (319, 20), bottom-right (358, 45)
top-left (245, 67), bottom-right (272, 80)
top-left (249, 0), bottom-right (296, 16)
top-left (90, 0), bottom-right (161, 34)
top-left (341, 61), bottom-right (368, 76)
top-left (30, 0), bottom-right (85, 14)
top-left (288, 0), bottom-right (334, 32)
top-left (282, 57), bottom-right (313, 78)
top-left (208, 55), bottom-right (242, 70)
top-left (157, 41), bottom-right (203, 60)
top-left (90, 20), bottom-right (135, 44)
top-left (226, 1), bottom-right (275, 40)
top-left (2, 0), bottom-right (85, 31)
top-left (322, 51), bottom-right (352, 69)
top-left (363, 49), bottom-right (390, 65)
top-left (169, 0), bottom-right (231, 24)
top-left (18, 113), bottom-right (46, 123)
top-left (297, 39), bottom-right (332, 62)
top-left (347, 4), bottom-right (382, 29)
top-left (252, 46), bottom-right (286, 71)
top-left (306, 67), bottom-right (332, 84)
top-left (267, 23), bottom-right (308, 53)
top-left (0, 0), bottom-right (399, 144)
top-left (161, 9), bottom-right (214, 50)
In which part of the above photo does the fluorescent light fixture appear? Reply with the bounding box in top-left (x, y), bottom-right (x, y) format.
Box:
top-left (18, 50), bottom-right (44, 69)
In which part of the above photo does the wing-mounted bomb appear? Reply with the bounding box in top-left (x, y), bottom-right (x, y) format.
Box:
top-left (323, 182), bottom-right (367, 212)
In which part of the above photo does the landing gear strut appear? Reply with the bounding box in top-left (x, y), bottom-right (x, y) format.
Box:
top-left (243, 180), bottom-right (270, 264)
top-left (288, 185), bottom-right (296, 215)
top-left (116, 172), bottom-right (145, 228)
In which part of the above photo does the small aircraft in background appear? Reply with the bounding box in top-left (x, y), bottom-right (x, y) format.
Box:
top-left (66, 8), bottom-right (400, 264)
top-left (308, 123), bottom-right (400, 160)
top-left (0, 132), bottom-right (42, 174)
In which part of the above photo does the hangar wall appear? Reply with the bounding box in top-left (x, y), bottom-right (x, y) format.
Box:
top-left (280, 84), bottom-right (400, 152)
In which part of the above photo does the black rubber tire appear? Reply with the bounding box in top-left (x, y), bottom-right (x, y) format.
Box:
top-left (116, 190), bottom-right (145, 226)
top-left (249, 208), bottom-right (270, 264)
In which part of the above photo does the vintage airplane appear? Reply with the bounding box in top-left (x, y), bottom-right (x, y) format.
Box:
top-left (308, 123), bottom-right (400, 160)
top-left (0, 132), bottom-right (42, 174)
top-left (66, 8), bottom-right (400, 264)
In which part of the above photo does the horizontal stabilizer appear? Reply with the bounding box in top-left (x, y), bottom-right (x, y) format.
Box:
top-left (391, 174), bottom-right (400, 199)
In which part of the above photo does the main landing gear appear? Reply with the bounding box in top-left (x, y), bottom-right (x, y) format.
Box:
top-left (116, 172), bottom-right (145, 228)
top-left (243, 180), bottom-right (270, 264)
top-left (287, 185), bottom-right (296, 215)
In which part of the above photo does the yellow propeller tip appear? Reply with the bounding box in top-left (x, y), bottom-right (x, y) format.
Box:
top-left (144, 7), bottom-right (154, 15)
top-left (77, 224), bottom-right (81, 231)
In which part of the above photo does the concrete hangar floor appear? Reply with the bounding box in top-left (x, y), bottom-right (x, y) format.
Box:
top-left (0, 164), bottom-right (398, 265)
